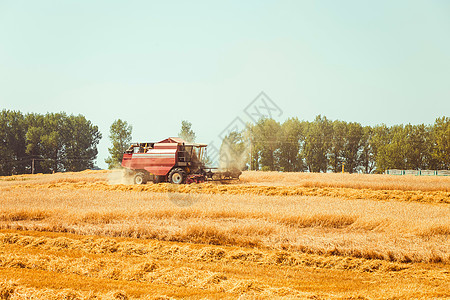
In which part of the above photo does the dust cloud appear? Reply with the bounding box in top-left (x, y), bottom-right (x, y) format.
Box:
top-left (107, 169), bottom-right (133, 185)
top-left (219, 140), bottom-right (250, 171)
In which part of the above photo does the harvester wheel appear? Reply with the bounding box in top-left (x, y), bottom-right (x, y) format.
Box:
top-left (168, 168), bottom-right (186, 184)
top-left (134, 172), bottom-right (147, 185)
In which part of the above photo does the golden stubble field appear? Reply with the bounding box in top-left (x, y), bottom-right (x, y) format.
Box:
top-left (0, 170), bottom-right (449, 299)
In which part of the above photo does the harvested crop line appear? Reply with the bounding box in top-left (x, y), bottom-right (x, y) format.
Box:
top-left (0, 251), bottom-right (317, 298)
top-left (2, 186), bottom-right (449, 264)
top-left (7, 181), bottom-right (450, 204)
top-left (0, 232), bottom-right (409, 273)
top-left (0, 281), bottom-right (138, 300)
top-left (1, 231), bottom-right (449, 299)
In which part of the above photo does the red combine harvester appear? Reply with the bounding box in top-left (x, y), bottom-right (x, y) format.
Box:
top-left (121, 137), bottom-right (241, 184)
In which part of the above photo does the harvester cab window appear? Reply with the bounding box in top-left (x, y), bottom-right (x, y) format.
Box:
top-left (184, 146), bottom-right (193, 161)
top-left (179, 144), bottom-right (206, 163)
top-left (197, 146), bottom-right (205, 162)
top-left (192, 148), bottom-right (199, 162)
top-left (183, 146), bottom-right (197, 162)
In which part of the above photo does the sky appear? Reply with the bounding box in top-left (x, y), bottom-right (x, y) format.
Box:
top-left (1, 0), bottom-right (449, 169)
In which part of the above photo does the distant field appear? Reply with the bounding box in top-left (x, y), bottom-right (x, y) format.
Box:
top-left (0, 170), bottom-right (449, 299)
top-left (3, 169), bottom-right (449, 191)
top-left (240, 170), bottom-right (450, 191)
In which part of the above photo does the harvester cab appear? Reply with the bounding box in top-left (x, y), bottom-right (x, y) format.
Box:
top-left (121, 137), bottom-right (241, 184)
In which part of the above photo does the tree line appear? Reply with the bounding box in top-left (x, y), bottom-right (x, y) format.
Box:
top-left (222, 116), bottom-right (449, 173)
top-left (1, 109), bottom-right (448, 175)
top-left (0, 109), bottom-right (101, 175)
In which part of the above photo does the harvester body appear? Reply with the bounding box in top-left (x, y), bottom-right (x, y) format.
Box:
top-left (121, 137), bottom-right (240, 184)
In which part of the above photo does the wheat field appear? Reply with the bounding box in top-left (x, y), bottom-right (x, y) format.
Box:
top-left (0, 170), bottom-right (449, 299)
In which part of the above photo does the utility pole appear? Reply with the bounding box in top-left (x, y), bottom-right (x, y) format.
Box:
top-left (32, 158), bottom-right (35, 174)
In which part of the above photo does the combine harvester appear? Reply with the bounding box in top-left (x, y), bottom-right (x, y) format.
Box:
top-left (121, 137), bottom-right (241, 184)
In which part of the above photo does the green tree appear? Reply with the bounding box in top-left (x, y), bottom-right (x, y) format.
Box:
top-left (431, 116), bottom-right (450, 169)
top-left (24, 113), bottom-right (63, 173)
top-left (388, 125), bottom-right (409, 169)
top-left (371, 124), bottom-right (410, 172)
top-left (370, 124), bottom-right (391, 173)
top-left (1, 110), bottom-right (101, 175)
top-left (0, 110), bottom-right (27, 175)
top-left (342, 122), bottom-right (363, 173)
top-left (329, 120), bottom-right (347, 173)
top-left (40, 113), bottom-right (64, 172)
top-left (359, 126), bottom-right (375, 173)
top-left (24, 113), bottom-right (45, 173)
top-left (25, 113), bottom-right (102, 173)
top-left (62, 114), bottom-right (102, 171)
top-left (25, 126), bottom-right (44, 158)
top-left (302, 115), bottom-right (332, 172)
top-left (252, 118), bottom-right (281, 171)
top-left (277, 118), bottom-right (306, 172)
top-left (179, 120), bottom-right (196, 143)
top-left (105, 119), bottom-right (132, 169)
top-left (403, 124), bottom-right (431, 170)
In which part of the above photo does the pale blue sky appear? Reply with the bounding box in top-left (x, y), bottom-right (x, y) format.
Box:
top-left (1, 1), bottom-right (449, 168)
